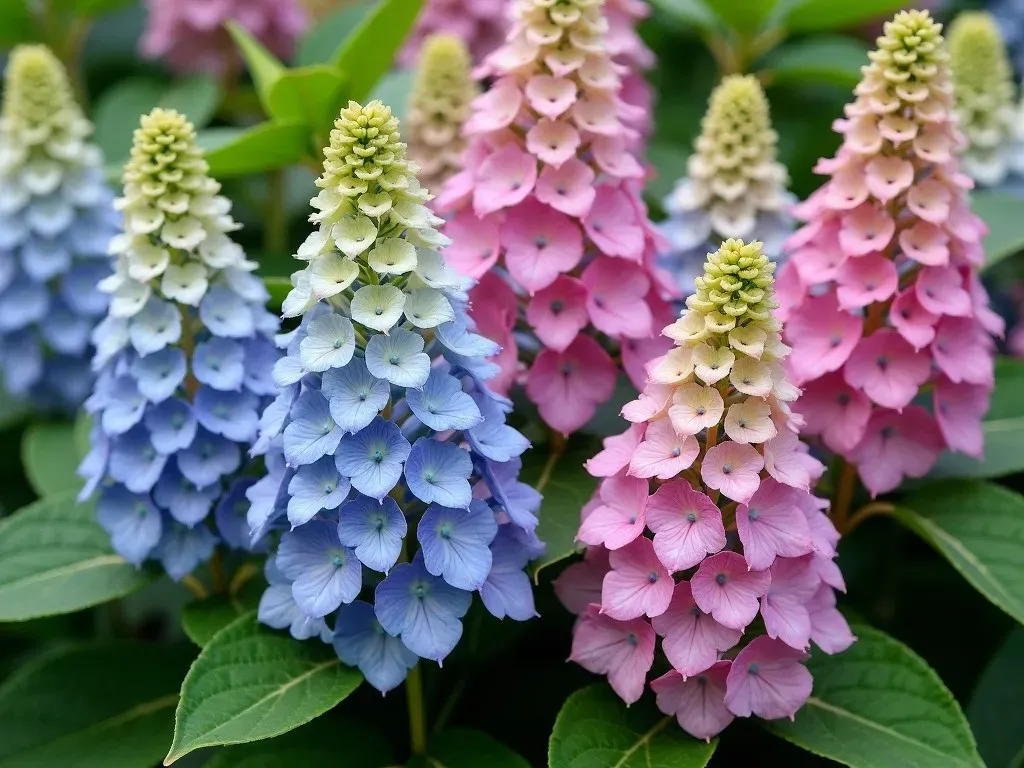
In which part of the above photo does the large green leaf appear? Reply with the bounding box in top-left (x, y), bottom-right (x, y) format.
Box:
top-left (159, 75), bottom-right (221, 130)
top-left (930, 357), bottom-right (1024, 479)
top-left (204, 121), bottom-right (309, 178)
top-left (896, 481), bottom-right (1024, 626)
top-left (0, 0), bottom-right (35, 46)
top-left (225, 21), bottom-right (284, 113)
top-left (524, 446), bottom-right (599, 579)
top-left (165, 613), bottom-right (362, 763)
top-left (759, 36), bottom-right (868, 89)
top-left (21, 422), bottom-right (82, 498)
top-left (204, 717), bottom-right (394, 767)
top-left (71, 0), bottom-right (135, 16)
top-left (0, 643), bottom-right (193, 767)
top-left (705, 0), bottom-right (777, 34)
top-left (92, 77), bottom-right (165, 164)
top-left (0, 389), bottom-right (29, 433)
top-left (649, 0), bottom-right (719, 31)
top-left (777, 0), bottom-right (912, 32)
top-left (266, 66), bottom-right (346, 128)
top-left (296, 1), bottom-right (376, 66)
top-left (974, 190), bottom-right (1024, 270)
top-left (549, 684), bottom-right (717, 768)
top-left (417, 729), bottom-right (530, 768)
top-left (180, 580), bottom-right (264, 647)
top-left (771, 625), bottom-right (983, 767)
top-left (968, 628), bottom-right (1024, 768)
top-left (0, 493), bottom-right (152, 621)
top-left (332, 0), bottom-right (423, 103)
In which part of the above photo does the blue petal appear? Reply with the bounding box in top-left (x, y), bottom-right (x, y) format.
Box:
top-left (283, 390), bottom-right (343, 466)
top-left (177, 427), bottom-right (241, 487)
top-left (479, 526), bottom-right (537, 621)
top-left (321, 358), bottom-right (390, 434)
top-left (258, 583), bottom-right (326, 640)
top-left (243, 337), bottom-right (280, 396)
top-left (333, 600), bottom-right (417, 693)
top-left (466, 398), bottom-right (530, 463)
top-left (334, 417), bottom-right (411, 501)
top-left (129, 297), bottom-right (181, 356)
top-left (406, 369), bottom-right (482, 432)
top-left (143, 397), bottom-right (198, 454)
top-left (195, 386), bottom-right (260, 442)
top-left (22, 237), bottom-right (70, 282)
top-left (0, 279), bottom-right (48, 331)
top-left (476, 456), bottom-right (541, 531)
top-left (252, 385), bottom-right (297, 456)
top-left (193, 337), bottom-right (245, 391)
top-left (373, 554), bottom-right (471, 662)
top-left (154, 465), bottom-right (220, 526)
top-left (215, 477), bottom-right (258, 550)
top-left (336, 495), bottom-right (406, 573)
top-left (434, 321), bottom-right (500, 358)
top-left (246, 468), bottom-right (288, 545)
top-left (287, 456), bottom-right (351, 528)
top-left (96, 485), bottom-right (162, 565)
top-left (154, 520), bottom-right (217, 581)
top-left (404, 438), bottom-right (473, 509)
top-left (77, 424), bottom-right (109, 501)
top-left (100, 376), bottom-right (147, 435)
top-left (272, 353), bottom-right (305, 387)
top-left (41, 301), bottom-right (91, 357)
top-left (109, 427), bottom-right (168, 494)
top-left (130, 347), bottom-right (186, 403)
top-left (61, 263), bottom-right (110, 317)
top-left (418, 500), bottom-right (498, 590)
top-left (0, 334), bottom-right (41, 394)
top-left (199, 285), bottom-right (255, 338)
top-left (276, 520), bottom-right (362, 617)
top-left (364, 328), bottom-right (430, 388)
top-left (299, 313), bottom-right (356, 372)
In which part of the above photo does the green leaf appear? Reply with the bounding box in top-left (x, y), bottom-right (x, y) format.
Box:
top-left (968, 628), bottom-right (1024, 768)
top-left (759, 36), bottom-right (868, 89)
top-left (549, 684), bottom-right (717, 768)
top-left (204, 716), bottom-right (394, 767)
top-left (296, 0), bottom-right (376, 66)
top-left (226, 21), bottom-right (285, 113)
top-left (771, 625), bottom-right (983, 767)
top-left (71, 0), bottom-right (134, 18)
top-left (705, 0), bottom-right (777, 34)
top-left (0, 0), bottom-right (36, 46)
top-left (331, 0), bottom-right (423, 103)
top-left (92, 77), bottom-right (165, 165)
top-left (21, 422), bottom-right (82, 498)
top-left (0, 492), bottom-right (152, 621)
top-left (159, 75), bottom-right (222, 130)
top-left (204, 121), bottom-right (309, 178)
top-left (777, 0), bottom-right (911, 32)
top-left (196, 127), bottom-right (249, 153)
top-left (0, 388), bottom-right (30, 433)
top-left (524, 446), bottom-right (599, 579)
top-left (895, 481), bottom-right (1024, 627)
top-left (165, 613), bottom-right (362, 763)
top-left (649, 0), bottom-right (719, 31)
top-left (930, 357), bottom-right (1024, 479)
top-left (424, 729), bottom-right (530, 768)
top-left (266, 65), bottom-right (346, 127)
top-left (263, 276), bottom-right (292, 312)
top-left (0, 643), bottom-right (194, 767)
top-left (974, 190), bottom-right (1024, 270)
top-left (181, 580), bottom-right (264, 647)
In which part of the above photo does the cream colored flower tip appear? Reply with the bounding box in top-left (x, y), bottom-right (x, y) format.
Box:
top-left (867, 9), bottom-right (948, 91)
top-left (686, 238), bottom-right (779, 326)
top-left (407, 34), bottom-right (477, 194)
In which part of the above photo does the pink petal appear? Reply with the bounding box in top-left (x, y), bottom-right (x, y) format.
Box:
top-left (915, 266), bottom-right (972, 317)
top-left (502, 198), bottom-right (583, 293)
top-left (473, 144), bottom-right (538, 217)
top-left (646, 480), bottom-right (726, 572)
top-left (933, 378), bottom-right (989, 458)
top-left (652, 665), bottom-right (734, 741)
top-left (628, 418), bottom-right (699, 480)
top-left (601, 537), bottom-right (675, 620)
top-left (808, 583), bottom-right (856, 654)
top-left (535, 157), bottom-right (597, 217)
top-left (581, 256), bottom-right (653, 339)
top-left (652, 581), bottom-right (741, 678)
top-left (850, 406), bottom-right (944, 496)
top-left (584, 185), bottom-right (643, 259)
top-left (691, 551), bottom-right (770, 630)
top-left (838, 204), bottom-right (895, 256)
top-left (570, 605), bottom-right (655, 705)
top-left (576, 473), bottom-right (649, 550)
top-left (792, 372), bottom-right (871, 455)
top-left (932, 317), bottom-right (995, 386)
top-left (591, 135), bottom-right (645, 179)
top-left (443, 210), bottom-right (501, 278)
top-left (864, 155), bottom-right (914, 202)
top-left (525, 119), bottom-right (582, 167)
top-left (899, 221), bottom-right (950, 266)
top-left (784, 293), bottom-right (864, 385)
top-left (736, 479), bottom-right (814, 571)
top-left (586, 423), bottom-right (646, 478)
top-left (889, 289), bottom-right (939, 350)
top-left (760, 555), bottom-right (819, 650)
top-left (621, 382), bottom-right (673, 423)
top-left (525, 74), bottom-right (578, 119)
top-left (701, 442), bottom-right (765, 504)
top-left (465, 78), bottom-right (523, 134)
top-left (526, 335), bottom-right (616, 434)
top-left (526, 275), bottom-right (589, 352)
top-left (907, 178), bottom-right (952, 224)
top-left (843, 329), bottom-right (930, 410)
top-left (724, 636), bottom-right (812, 720)
top-left (836, 253), bottom-right (898, 310)
top-left (554, 546), bottom-right (610, 614)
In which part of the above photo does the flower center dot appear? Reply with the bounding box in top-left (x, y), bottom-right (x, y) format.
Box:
top-left (687, 512), bottom-right (697, 523)
top-left (716, 573), bottom-right (728, 586)
top-left (332, 555), bottom-right (343, 567)
top-left (389, 355), bottom-right (400, 365)
top-left (722, 464), bottom-right (732, 475)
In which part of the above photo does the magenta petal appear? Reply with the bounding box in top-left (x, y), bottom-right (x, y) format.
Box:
top-left (535, 157), bottom-right (596, 217)
top-left (760, 555), bottom-right (819, 650)
top-left (808, 583), bottom-right (856, 654)
top-left (581, 257), bottom-right (653, 339)
top-left (646, 480), bottom-right (725, 572)
top-left (628, 418), bottom-right (699, 480)
top-left (586, 424), bottom-right (646, 478)
top-left (724, 636), bottom-right (812, 720)
top-left (554, 546), bottom-right (610, 615)
top-left (652, 581), bottom-right (741, 678)
top-left (652, 665), bottom-right (734, 741)
top-left (785, 293), bottom-right (863, 385)
top-left (473, 144), bottom-right (537, 217)
top-left (502, 198), bottom-right (583, 293)
top-left (601, 537), bottom-right (674, 620)
top-left (584, 185), bottom-right (644, 259)
top-left (576, 473), bottom-right (649, 550)
top-left (843, 329), bottom-right (930, 410)
top-left (525, 275), bottom-right (589, 352)
top-left (690, 552), bottom-right (770, 630)
top-left (526, 336), bottom-right (617, 434)
top-left (933, 378), bottom-right (989, 458)
top-left (570, 606), bottom-right (655, 705)
top-left (736, 479), bottom-right (814, 571)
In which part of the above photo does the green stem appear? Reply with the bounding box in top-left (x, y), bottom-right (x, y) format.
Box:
top-left (264, 168), bottom-right (288, 256)
top-left (405, 664), bottom-right (428, 756)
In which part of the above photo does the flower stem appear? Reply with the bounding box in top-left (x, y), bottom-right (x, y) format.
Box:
top-left (181, 574), bottom-right (208, 599)
top-left (536, 430), bottom-right (567, 492)
top-left (832, 460), bottom-right (859, 532)
top-left (845, 501), bottom-right (895, 535)
top-left (405, 663), bottom-right (428, 756)
top-left (264, 168), bottom-right (288, 256)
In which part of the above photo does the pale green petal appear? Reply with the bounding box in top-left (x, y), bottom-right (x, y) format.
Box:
top-left (414, 247), bottom-right (468, 291)
top-left (331, 215), bottom-right (378, 258)
top-left (403, 288), bottom-right (454, 329)
top-left (368, 238), bottom-right (417, 275)
top-left (351, 284), bottom-right (407, 332)
top-left (310, 253), bottom-right (359, 299)
top-left (357, 190), bottom-right (394, 217)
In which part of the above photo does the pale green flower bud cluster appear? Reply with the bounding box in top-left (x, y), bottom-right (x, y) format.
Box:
top-left (103, 108), bottom-right (254, 319)
top-left (283, 100), bottom-right (466, 331)
top-left (406, 34), bottom-right (478, 195)
top-left (948, 11), bottom-right (1024, 186)
top-left (669, 75), bottom-right (788, 238)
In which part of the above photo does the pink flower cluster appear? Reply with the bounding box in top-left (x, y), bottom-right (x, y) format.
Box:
top-left (141, 0), bottom-right (307, 76)
top-left (606, 0), bottom-right (655, 146)
top-left (777, 10), bottom-right (1002, 496)
top-left (436, 0), bottom-right (675, 435)
top-left (557, 240), bottom-right (853, 740)
top-left (400, 0), bottom-right (511, 67)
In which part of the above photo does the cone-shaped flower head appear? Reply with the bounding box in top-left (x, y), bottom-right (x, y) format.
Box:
top-left (407, 34), bottom-right (478, 196)
top-left (436, 0), bottom-right (676, 435)
top-left (141, 0), bottom-right (307, 76)
top-left (662, 75), bottom-right (792, 296)
top-left (779, 10), bottom-right (1001, 496)
top-left (401, 0), bottom-right (510, 66)
top-left (0, 46), bottom-right (118, 410)
top-left (79, 108), bottom-right (280, 581)
top-left (249, 100), bottom-right (542, 693)
top-left (558, 240), bottom-right (852, 739)
top-left (948, 11), bottom-right (1024, 186)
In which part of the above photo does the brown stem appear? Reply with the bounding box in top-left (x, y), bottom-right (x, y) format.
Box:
top-left (831, 460), bottom-right (858, 531)
top-left (536, 430), bottom-right (567, 492)
top-left (844, 501), bottom-right (895, 535)
top-left (181, 575), bottom-right (208, 599)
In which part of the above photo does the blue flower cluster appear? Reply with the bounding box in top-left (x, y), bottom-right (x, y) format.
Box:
top-left (79, 108), bottom-right (279, 580)
top-left (248, 100), bottom-right (542, 693)
top-left (0, 46), bottom-right (118, 410)
top-left (990, 0), bottom-right (1024, 77)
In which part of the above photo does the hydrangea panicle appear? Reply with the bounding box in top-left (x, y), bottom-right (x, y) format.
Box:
top-left (141, 0), bottom-right (307, 76)
top-left (780, 10), bottom-right (1001, 496)
top-left (79, 108), bottom-right (280, 581)
top-left (661, 75), bottom-right (793, 295)
top-left (249, 100), bottom-right (541, 693)
top-left (0, 45), bottom-right (118, 410)
top-left (406, 34), bottom-right (478, 197)
top-left (401, 0), bottom-right (510, 66)
top-left (437, 0), bottom-right (675, 435)
top-left (558, 239), bottom-right (853, 740)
